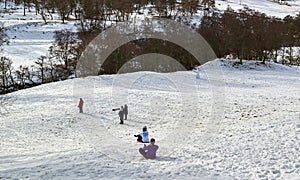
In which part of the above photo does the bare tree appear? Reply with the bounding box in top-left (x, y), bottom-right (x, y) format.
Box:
top-left (49, 30), bottom-right (79, 77)
top-left (35, 55), bottom-right (47, 83)
top-left (181, 0), bottom-right (199, 16)
top-left (0, 56), bottom-right (14, 93)
top-left (0, 24), bottom-right (8, 46)
top-left (52, 0), bottom-right (75, 23)
top-left (34, 0), bottom-right (53, 24)
top-left (283, 15), bottom-right (297, 65)
top-left (0, 0), bottom-right (10, 9)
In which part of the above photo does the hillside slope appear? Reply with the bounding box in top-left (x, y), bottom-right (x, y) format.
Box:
top-left (0, 59), bottom-right (299, 179)
top-left (216, 0), bottom-right (300, 18)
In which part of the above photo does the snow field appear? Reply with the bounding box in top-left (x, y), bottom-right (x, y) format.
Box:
top-left (0, 59), bottom-right (299, 179)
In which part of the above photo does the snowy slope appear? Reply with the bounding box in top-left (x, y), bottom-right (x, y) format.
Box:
top-left (1, 5), bottom-right (77, 69)
top-left (215, 0), bottom-right (300, 18)
top-left (1, 59), bottom-right (299, 179)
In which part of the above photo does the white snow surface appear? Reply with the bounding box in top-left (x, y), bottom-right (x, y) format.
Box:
top-left (1, 59), bottom-right (300, 179)
top-left (215, 0), bottom-right (300, 18)
top-left (1, 7), bottom-right (77, 69)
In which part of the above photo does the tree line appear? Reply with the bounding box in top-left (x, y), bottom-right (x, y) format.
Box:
top-left (1, 0), bottom-right (215, 24)
top-left (198, 7), bottom-right (300, 65)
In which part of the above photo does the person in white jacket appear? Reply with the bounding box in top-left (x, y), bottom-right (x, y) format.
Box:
top-left (134, 126), bottom-right (149, 143)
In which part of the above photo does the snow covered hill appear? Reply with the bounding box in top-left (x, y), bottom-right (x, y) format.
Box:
top-left (1, 10), bottom-right (77, 69)
top-left (215, 0), bottom-right (300, 18)
top-left (1, 59), bottom-right (299, 179)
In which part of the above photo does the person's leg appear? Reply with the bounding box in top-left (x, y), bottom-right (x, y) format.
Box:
top-left (79, 107), bottom-right (83, 113)
top-left (136, 135), bottom-right (142, 142)
top-left (120, 118), bottom-right (123, 124)
top-left (125, 114), bottom-right (127, 120)
top-left (139, 148), bottom-right (147, 158)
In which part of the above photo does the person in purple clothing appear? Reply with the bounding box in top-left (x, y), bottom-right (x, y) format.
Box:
top-left (139, 138), bottom-right (159, 159)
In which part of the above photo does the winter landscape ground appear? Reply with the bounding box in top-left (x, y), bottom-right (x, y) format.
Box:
top-left (1, 0), bottom-right (300, 179)
top-left (0, 59), bottom-right (300, 179)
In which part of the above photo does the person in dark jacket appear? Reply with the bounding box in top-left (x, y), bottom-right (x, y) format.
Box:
top-left (118, 106), bottom-right (124, 124)
top-left (124, 104), bottom-right (128, 120)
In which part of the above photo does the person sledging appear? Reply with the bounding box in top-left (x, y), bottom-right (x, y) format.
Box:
top-left (139, 138), bottom-right (159, 159)
top-left (134, 126), bottom-right (149, 143)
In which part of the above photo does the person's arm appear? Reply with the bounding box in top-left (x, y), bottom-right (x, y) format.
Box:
top-left (143, 144), bottom-right (148, 151)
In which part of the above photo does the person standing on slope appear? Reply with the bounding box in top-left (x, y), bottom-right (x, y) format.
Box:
top-left (196, 67), bottom-right (200, 79)
top-left (139, 138), bottom-right (159, 159)
top-left (124, 104), bottom-right (128, 120)
top-left (134, 126), bottom-right (149, 143)
top-left (118, 106), bottom-right (124, 124)
top-left (78, 98), bottom-right (84, 113)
